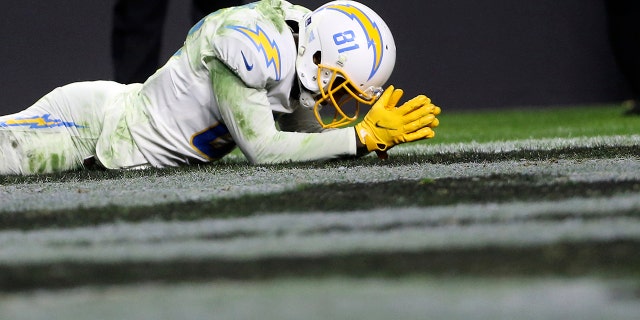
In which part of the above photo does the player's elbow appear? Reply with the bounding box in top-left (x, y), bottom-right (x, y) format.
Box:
top-left (243, 150), bottom-right (280, 165)
top-left (240, 143), bottom-right (279, 165)
top-left (241, 138), bottom-right (298, 165)
top-left (247, 156), bottom-right (273, 165)
top-left (238, 131), bottom-right (301, 165)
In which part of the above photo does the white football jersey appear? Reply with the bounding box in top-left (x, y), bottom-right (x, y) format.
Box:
top-left (96, 0), bottom-right (357, 169)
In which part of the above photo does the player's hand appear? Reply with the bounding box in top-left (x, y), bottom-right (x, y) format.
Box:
top-left (354, 85), bottom-right (440, 152)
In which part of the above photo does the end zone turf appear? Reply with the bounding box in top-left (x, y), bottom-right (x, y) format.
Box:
top-left (0, 105), bottom-right (638, 319)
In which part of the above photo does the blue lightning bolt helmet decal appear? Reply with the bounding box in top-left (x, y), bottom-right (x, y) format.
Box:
top-left (324, 3), bottom-right (384, 81)
top-left (227, 25), bottom-right (282, 81)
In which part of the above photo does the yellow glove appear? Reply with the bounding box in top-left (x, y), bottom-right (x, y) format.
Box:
top-left (355, 85), bottom-right (440, 152)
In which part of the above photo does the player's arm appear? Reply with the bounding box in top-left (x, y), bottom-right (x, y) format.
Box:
top-left (209, 58), bottom-right (357, 164)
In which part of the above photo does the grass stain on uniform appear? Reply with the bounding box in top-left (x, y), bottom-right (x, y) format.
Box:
top-left (49, 154), bottom-right (64, 172)
top-left (209, 59), bottom-right (258, 140)
top-left (256, 0), bottom-right (288, 32)
top-left (27, 153), bottom-right (48, 174)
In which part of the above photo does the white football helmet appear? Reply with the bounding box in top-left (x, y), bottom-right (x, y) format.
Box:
top-left (296, 0), bottom-right (396, 128)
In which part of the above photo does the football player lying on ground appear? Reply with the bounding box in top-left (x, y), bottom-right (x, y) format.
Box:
top-left (0, 0), bottom-right (440, 175)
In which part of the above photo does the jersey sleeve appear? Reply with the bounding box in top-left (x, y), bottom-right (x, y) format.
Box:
top-left (208, 58), bottom-right (357, 164)
top-left (209, 8), bottom-right (298, 113)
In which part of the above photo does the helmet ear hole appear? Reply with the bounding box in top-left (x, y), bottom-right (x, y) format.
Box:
top-left (312, 51), bottom-right (322, 65)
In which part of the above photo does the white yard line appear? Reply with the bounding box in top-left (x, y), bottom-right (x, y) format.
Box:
top-left (395, 134), bottom-right (640, 154)
top-left (1, 156), bottom-right (639, 212)
top-left (2, 134), bottom-right (638, 213)
top-left (1, 193), bottom-right (639, 265)
top-left (1, 277), bottom-right (639, 320)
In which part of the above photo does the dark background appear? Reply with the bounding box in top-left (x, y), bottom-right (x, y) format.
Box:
top-left (0, 0), bottom-right (630, 115)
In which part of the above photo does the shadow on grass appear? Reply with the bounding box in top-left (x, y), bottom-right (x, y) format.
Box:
top-left (2, 173), bottom-right (640, 231)
top-left (2, 240), bottom-right (639, 292)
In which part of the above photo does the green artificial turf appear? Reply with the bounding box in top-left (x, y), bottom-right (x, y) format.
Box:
top-left (431, 104), bottom-right (640, 144)
top-left (1, 104), bottom-right (639, 300)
